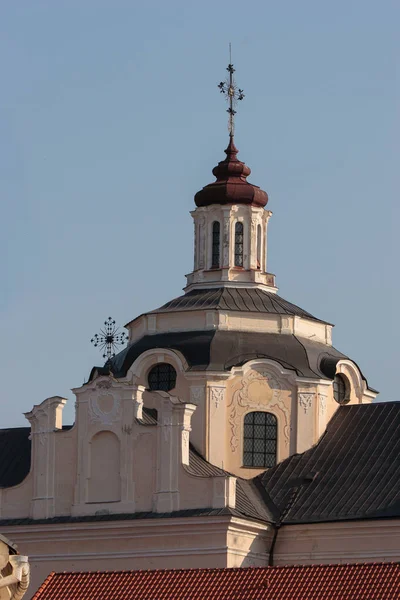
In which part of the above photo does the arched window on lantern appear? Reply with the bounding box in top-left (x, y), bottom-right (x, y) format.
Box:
top-left (211, 221), bottom-right (220, 268)
top-left (243, 411), bottom-right (277, 468)
top-left (256, 224), bottom-right (262, 269)
top-left (234, 221), bottom-right (244, 267)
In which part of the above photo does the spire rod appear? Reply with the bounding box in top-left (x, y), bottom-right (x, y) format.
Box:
top-left (218, 43), bottom-right (245, 138)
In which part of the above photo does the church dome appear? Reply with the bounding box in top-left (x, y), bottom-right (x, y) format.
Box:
top-left (194, 137), bottom-right (268, 208)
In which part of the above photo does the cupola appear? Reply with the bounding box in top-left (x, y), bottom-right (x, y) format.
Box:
top-left (194, 137), bottom-right (269, 208)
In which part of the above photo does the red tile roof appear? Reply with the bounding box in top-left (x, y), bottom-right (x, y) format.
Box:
top-left (33, 563), bottom-right (400, 600)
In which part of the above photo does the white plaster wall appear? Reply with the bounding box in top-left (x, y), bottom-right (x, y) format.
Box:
top-left (2, 517), bottom-right (271, 597)
top-left (273, 520), bottom-right (400, 565)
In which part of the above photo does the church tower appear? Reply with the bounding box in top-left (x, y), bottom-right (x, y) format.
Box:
top-left (187, 136), bottom-right (275, 292)
top-left (1, 57), bottom-right (394, 594)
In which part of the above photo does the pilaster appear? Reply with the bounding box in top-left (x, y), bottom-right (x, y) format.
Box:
top-left (153, 394), bottom-right (196, 513)
top-left (24, 396), bottom-right (67, 520)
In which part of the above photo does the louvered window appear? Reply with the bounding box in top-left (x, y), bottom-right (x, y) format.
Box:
top-left (212, 221), bottom-right (220, 268)
top-left (234, 222), bottom-right (244, 267)
top-left (148, 363), bottom-right (177, 392)
top-left (243, 412), bottom-right (277, 468)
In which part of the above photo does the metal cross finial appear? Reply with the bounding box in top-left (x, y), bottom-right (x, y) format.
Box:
top-left (217, 43), bottom-right (245, 137)
top-left (91, 317), bottom-right (127, 362)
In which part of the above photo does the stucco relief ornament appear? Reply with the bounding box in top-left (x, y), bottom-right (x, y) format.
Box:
top-left (29, 427), bottom-right (48, 447)
top-left (299, 392), bottom-right (314, 414)
top-left (210, 387), bottom-right (225, 409)
top-left (96, 379), bottom-right (112, 390)
top-left (27, 409), bottom-right (49, 446)
top-left (88, 394), bottom-right (121, 426)
top-left (319, 393), bottom-right (327, 416)
top-left (181, 429), bottom-right (189, 452)
top-left (228, 370), bottom-right (290, 451)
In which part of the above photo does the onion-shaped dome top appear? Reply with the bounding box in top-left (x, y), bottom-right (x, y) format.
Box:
top-left (194, 137), bottom-right (268, 208)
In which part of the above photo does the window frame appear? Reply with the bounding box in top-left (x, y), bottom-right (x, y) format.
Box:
top-left (333, 374), bottom-right (350, 405)
top-left (234, 221), bottom-right (244, 267)
top-left (211, 221), bottom-right (221, 268)
top-left (242, 411), bottom-right (278, 468)
top-left (147, 363), bottom-right (177, 392)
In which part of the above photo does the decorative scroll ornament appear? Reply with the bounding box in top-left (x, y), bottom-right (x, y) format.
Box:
top-left (228, 369), bottom-right (290, 451)
top-left (88, 394), bottom-right (120, 426)
top-left (181, 429), bottom-right (190, 453)
top-left (319, 393), bottom-right (327, 416)
top-left (91, 317), bottom-right (127, 361)
top-left (210, 386), bottom-right (225, 409)
top-left (299, 392), bottom-right (314, 414)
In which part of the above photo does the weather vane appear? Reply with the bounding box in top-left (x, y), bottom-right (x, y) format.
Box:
top-left (91, 317), bottom-right (127, 361)
top-left (218, 43), bottom-right (245, 137)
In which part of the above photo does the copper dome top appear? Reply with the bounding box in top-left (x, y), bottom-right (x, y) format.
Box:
top-left (194, 137), bottom-right (268, 208)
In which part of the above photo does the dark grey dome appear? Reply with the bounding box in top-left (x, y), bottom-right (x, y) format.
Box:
top-left (146, 287), bottom-right (329, 324)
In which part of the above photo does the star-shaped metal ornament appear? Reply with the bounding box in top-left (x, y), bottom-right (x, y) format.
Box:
top-left (91, 317), bottom-right (127, 361)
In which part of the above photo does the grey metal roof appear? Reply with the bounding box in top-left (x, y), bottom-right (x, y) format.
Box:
top-left (149, 287), bottom-right (329, 324)
top-left (257, 401), bottom-right (400, 524)
top-left (0, 426), bottom-right (70, 488)
top-left (187, 445), bottom-right (274, 523)
top-left (0, 427), bottom-right (31, 488)
top-left (92, 330), bottom-right (348, 383)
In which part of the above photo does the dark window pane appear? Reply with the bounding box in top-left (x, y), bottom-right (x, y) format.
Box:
top-left (234, 222), bottom-right (244, 267)
top-left (333, 375), bottom-right (349, 404)
top-left (254, 413), bottom-right (266, 425)
top-left (254, 425), bottom-right (265, 438)
top-left (243, 452), bottom-right (253, 466)
top-left (243, 438), bottom-right (253, 451)
top-left (266, 426), bottom-right (277, 439)
top-left (253, 454), bottom-right (265, 467)
top-left (265, 455), bottom-right (275, 468)
top-left (242, 411), bottom-right (277, 469)
top-left (266, 414), bottom-right (276, 425)
top-left (212, 221), bottom-right (220, 268)
top-left (148, 363), bottom-right (177, 392)
top-left (254, 439), bottom-right (266, 452)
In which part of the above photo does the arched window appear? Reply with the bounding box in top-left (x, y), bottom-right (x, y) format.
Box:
top-left (211, 221), bottom-right (220, 268)
top-left (243, 412), bottom-right (277, 468)
top-left (256, 224), bottom-right (262, 269)
top-left (148, 363), bottom-right (177, 392)
top-left (234, 222), bottom-right (244, 267)
top-left (333, 374), bottom-right (350, 404)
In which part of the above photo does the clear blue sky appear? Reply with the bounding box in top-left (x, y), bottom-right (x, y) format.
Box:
top-left (1, 1), bottom-right (399, 426)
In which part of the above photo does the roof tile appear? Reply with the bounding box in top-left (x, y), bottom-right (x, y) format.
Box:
top-left (32, 563), bottom-right (400, 599)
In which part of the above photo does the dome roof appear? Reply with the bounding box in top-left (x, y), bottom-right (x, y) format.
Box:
top-left (194, 137), bottom-right (268, 208)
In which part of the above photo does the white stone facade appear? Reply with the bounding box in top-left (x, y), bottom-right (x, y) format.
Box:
top-left (187, 203), bottom-right (275, 291)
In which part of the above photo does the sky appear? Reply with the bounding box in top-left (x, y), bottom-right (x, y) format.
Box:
top-left (1, 1), bottom-right (399, 427)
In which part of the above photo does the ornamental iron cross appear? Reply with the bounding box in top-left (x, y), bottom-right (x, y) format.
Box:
top-left (218, 43), bottom-right (245, 137)
top-left (91, 317), bottom-right (127, 361)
